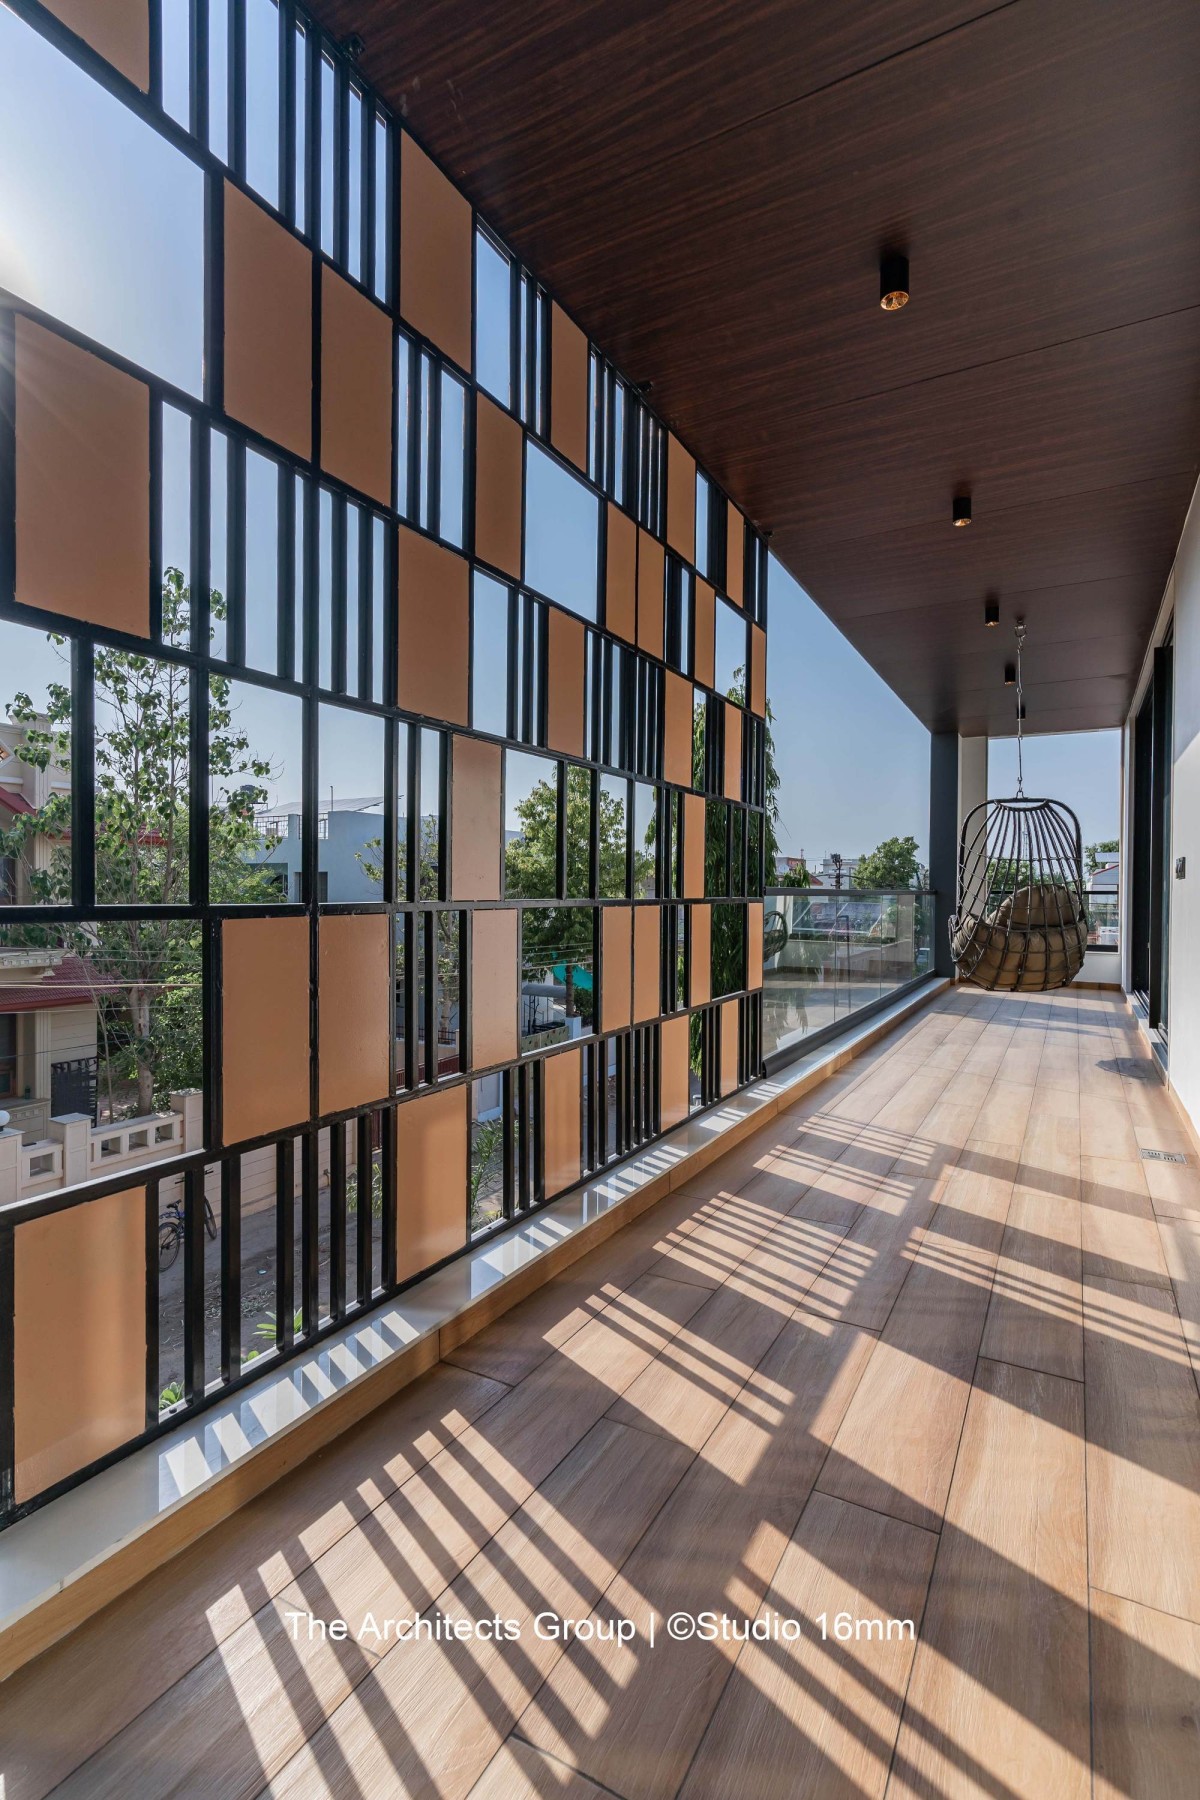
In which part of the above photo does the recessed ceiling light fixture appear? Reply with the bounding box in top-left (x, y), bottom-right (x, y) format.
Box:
top-left (953, 494), bottom-right (973, 528)
top-left (1004, 662), bottom-right (1016, 685)
top-left (984, 597), bottom-right (1000, 627)
top-left (879, 251), bottom-right (909, 311)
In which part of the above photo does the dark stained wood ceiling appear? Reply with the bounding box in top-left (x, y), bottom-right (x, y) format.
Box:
top-left (314, 0), bottom-right (1200, 736)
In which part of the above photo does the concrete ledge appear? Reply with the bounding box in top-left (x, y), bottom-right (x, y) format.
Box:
top-left (0, 975), bottom-right (948, 1680)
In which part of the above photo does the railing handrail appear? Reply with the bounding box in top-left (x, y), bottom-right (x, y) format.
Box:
top-left (765, 886), bottom-right (935, 899)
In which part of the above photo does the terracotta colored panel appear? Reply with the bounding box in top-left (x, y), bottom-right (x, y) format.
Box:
top-left (399, 133), bottom-right (473, 372)
top-left (397, 525), bottom-right (470, 725)
top-left (318, 914), bottom-right (391, 1115)
top-left (224, 183), bottom-right (312, 460)
top-left (544, 1045), bottom-right (583, 1196)
top-left (726, 501), bottom-right (745, 606)
top-left (42, 0), bottom-right (149, 89)
top-left (634, 905), bottom-right (662, 1025)
top-left (605, 502), bottom-right (637, 643)
top-left (749, 622), bottom-right (767, 716)
top-left (664, 672), bottom-right (694, 788)
top-left (683, 792), bottom-right (706, 900)
top-left (474, 394), bottom-right (523, 577)
top-left (550, 303), bottom-right (588, 472)
top-left (395, 1084), bottom-right (468, 1282)
top-left (660, 1013), bottom-right (691, 1130)
top-left (221, 916), bottom-right (310, 1145)
top-left (471, 908), bottom-right (518, 1068)
top-left (320, 265), bottom-right (393, 506)
top-left (451, 735), bottom-right (502, 900)
top-left (666, 435), bottom-right (696, 562)
top-left (694, 578), bottom-right (716, 690)
top-left (601, 904), bottom-right (633, 1034)
top-left (747, 901), bottom-right (764, 990)
top-left (14, 1186), bottom-right (145, 1502)
top-left (546, 609), bottom-right (586, 757)
top-left (724, 702), bottom-right (744, 800)
top-left (720, 997), bottom-right (740, 1095)
top-left (690, 903), bottom-right (712, 1007)
top-left (14, 318), bottom-right (149, 638)
top-left (637, 529), bottom-right (665, 659)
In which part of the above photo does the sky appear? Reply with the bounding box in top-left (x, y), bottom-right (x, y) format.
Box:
top-left (0, 7), bottom-right (1123, 863)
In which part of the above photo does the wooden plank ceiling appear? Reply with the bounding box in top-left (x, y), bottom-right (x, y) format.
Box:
top-left (314, 0), bottom-right (1200, 736)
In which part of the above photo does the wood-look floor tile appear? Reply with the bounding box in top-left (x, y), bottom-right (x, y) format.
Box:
top-left (266, 1419), bottom-right (692, 1800)
top-left (980, 1185), bottom-right (1084, 1380)
top-left (467, 1738), bottom-right (613, 1799)
top-left (678, 1493), bottom-right (937, 1800)
top-left (517, 1311), bottom-right (877, 1800)
top-left (802, 1177), bottom-right (942, 1332)
top-left (1091, 1587), bottom-right (1200, 1800)
top-left (0, 1361), bottom-right (506, 1800)
top-left (888, 1358), bottom-right (1090, 1800)
top-left (1084, 1275), bottom-right (1200, 1623)
top-left (1081, 1156), bottom-right (1172, 1291)
top-left (1157, 1208), bottom-right (1200, 1385)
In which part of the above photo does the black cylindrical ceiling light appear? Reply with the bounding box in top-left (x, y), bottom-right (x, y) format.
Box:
top-left (1004, 662), bottom-right (1016, 684)
top-left (984, 597), bottom-right (1000, 627)
top-left (953, 494), bottom-right (973, 528)
top-left (880, 251), bottom-right (909, 311)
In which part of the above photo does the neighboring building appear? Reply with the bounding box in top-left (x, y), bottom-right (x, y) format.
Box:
top-left (1092, 857), bottom-right (1120, 891)
top-left (250, 799), bottom-right (386, 901)
top-left (0, 945), bottom-right (114, 1140)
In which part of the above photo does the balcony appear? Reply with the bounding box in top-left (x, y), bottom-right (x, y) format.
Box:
top-left (1, 980), bottom-right (1195, 1794)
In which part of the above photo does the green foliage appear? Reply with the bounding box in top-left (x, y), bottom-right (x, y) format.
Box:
top-left (0, 572), bottom-right (278, 1116)
top-left (470, 1116), bottom-right (505, 1229)
top-left (1085, 838), bottom-right (1119, 876)
top-left (775, 862), bottom-right (813, 889)
top-left (852, 835), bottom-right (921, 890)
top-left (159, 1380), bottom-right (184, 1409)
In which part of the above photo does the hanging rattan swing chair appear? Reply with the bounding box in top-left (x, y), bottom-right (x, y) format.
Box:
top-left (950, 625), bottom-right (1088, 992)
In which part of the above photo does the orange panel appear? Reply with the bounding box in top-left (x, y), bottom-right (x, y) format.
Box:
top-left (451, 734), bottom-right (502, 900)
top-left (605, 502), bottom-right (637, 644)
top-left (399, 134), bottom-right (473, 372)
top-left (318, 913), bottom-right (391, 1115)
top-left (14, 318), bottom-right (149, 638)
top-left (720, 997), bottom-right (740, 1096)
top-left (221, 916), bottom-right (310, 1145)
top-left (747, 902), bottom-right (764, 991)
top-left (666, 435), bottom-right (696, 562)
top-left (546, 610), bottom-right (586, 758)
top-left (474, 394), bottom-right (523, 578)
top-left (397, 525), bottom-right (470, 725)
top-left (694, 578), bottom-right (716, 690)
top-left (14, 1186), bottom-right (146, 1502)
top-left (659, 1013), bottom-right (691, 1131)
top-left (320, 265), bottom-right (393, 506)
top-left (633, 905), bottom-right (662, 1025)
top-left (664, 671), bottom-right (694, 789)
top-left (544, 1045), bottom-right (583, 1196)
top-left (750, 623), bottom-right (768, 717)
top-left (42, 0), bottom-right (150, 89)
top-left (601, 905), bottom-right (633, 1034)
top-left (395, 1084), bottom-right (468, 1282)
top-left (550, 304), bottom-right (589, 472)
top-left (637, 529), bottom-right (665, 660)
top-left (471, 908), bottom-right (518, 1068)
top-left (683, 792), bottom-right (706, 900)
top-left (724, 703), bottom-right (744, 801)
top-left (224, 183), bottom-right (312, 460)
top-left (690, 903), bottom-right (712, 1007)
top-left (726, 501), bottom-right (745, 606)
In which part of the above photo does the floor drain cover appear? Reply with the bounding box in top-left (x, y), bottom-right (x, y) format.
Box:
top-left (1140, 1148), bottom-right (1188, 1164)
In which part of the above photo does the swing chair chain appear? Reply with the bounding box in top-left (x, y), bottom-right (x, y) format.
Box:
top-left (1014, 622), bottom-right (1026, 798)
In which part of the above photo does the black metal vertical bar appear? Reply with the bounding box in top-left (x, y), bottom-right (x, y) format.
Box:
top-left (329, 1118), bottom-right (346, 1321)
top-left (72, 639), bottom-right (95, 913)
top-left (279, 0), bottom-right (296, 226)
top-left (228, 0), bottom-right (246, 182)
top-left (183, 1166), bottom-right (205, 1403)
top-left (334, 58), bottom-right (350, 272)
top-left (355, 1110), bottom-right (372, 1305)
top-left (358, 503), bottom-right (372, 699)
top-left (226, 436), bottom-right (246, 667)
top-left (423, 910), bottom-right (437, 1084)
top-left (276, 1138), bottom-right (295, 1352)
top-left (302, 1130), bottom-right (320, 1330)
top-left (144, 1182), bottom-right (160, 1429)
top-left (278, 463), bottom-right (295, 681)
top-left (221, 1154), bottom-right (241, 1384)
top-left (204, 168), bottom-right (224, 416)
top-left (149, 395), bottom-right (163, 640)
top-left (191, 0), bottom-right (209, 144)
top-left (331, 492), bottom-right (347, 694)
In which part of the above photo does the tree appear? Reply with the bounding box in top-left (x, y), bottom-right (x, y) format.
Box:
top-left (1085, 838), bottom-right (1119, 876)
top-left (0, 571), bottom-right (280, 1117)
top-left (775, 862), bottom-right (813, 889)
top-left (853, 835), bottom-right (921, 890)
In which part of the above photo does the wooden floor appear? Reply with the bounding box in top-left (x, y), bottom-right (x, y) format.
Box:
top-left (4, 986), bottom-right (1200, 1798)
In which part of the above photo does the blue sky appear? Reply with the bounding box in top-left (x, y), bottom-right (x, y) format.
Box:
top-left (0, 7), bottom-right (1122, 860)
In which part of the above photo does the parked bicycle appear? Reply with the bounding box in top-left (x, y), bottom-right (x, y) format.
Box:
top-left (158, 1192), bottom-right (217, 1271)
